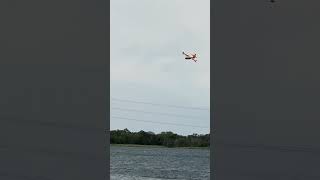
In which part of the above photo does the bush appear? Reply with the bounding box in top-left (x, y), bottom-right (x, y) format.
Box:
top-left (110, 129), bottom-right (210, 148)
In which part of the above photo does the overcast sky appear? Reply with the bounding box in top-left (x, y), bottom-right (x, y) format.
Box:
top-left (110, 0), bottom-right (210, 135)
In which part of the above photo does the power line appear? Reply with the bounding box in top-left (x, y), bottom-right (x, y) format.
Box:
top-left (111, 97), bottom-right (210, 111)
top-left (111, 116), bottom-right (209, 129)
top-left (111, 107), bottom-right (207, 120)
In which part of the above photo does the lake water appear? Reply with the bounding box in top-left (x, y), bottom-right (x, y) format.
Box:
top-left (110, 145), bottom-right (210, 180)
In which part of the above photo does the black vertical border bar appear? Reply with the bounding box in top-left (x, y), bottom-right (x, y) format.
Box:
top-left (212, 0), bottom-right (320, 179)
top-left (1, 0), bottom-right (109, 179)
top-left (107, 0), bottom-right (111, 179)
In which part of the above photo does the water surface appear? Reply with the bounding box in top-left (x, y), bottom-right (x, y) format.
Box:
top-left (111, 145), bottom-right (210, 180)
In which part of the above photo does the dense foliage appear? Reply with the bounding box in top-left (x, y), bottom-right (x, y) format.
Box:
top-left (110, 129), bottom-right (210, 148)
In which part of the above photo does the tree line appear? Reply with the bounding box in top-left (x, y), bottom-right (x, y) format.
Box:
top-left (110, 128), bottom-right (210, 148)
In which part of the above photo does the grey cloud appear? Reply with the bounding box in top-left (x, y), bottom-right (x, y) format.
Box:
top-left (111, 0), bottom-right (210, 135)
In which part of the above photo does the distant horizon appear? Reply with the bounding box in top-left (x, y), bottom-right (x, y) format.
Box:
top-left (110, 128), bottom-right (211, 136)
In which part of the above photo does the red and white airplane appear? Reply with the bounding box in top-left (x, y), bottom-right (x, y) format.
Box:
top-left (183, 51), bottom-right (197, 62)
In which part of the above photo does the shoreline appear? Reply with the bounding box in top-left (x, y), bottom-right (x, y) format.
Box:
top-left (111, 144), bottom-right (209, 149)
